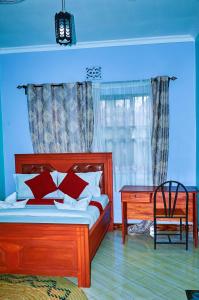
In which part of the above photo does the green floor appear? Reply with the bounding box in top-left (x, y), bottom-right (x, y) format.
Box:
top-left (71, 230), bottom-right (199, 300)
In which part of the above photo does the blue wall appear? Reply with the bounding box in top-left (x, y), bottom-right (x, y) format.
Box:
top-left (0, 58), bottom-right (5, 199)
top-left (195, 36), bottom-right (199, 223)
top-left (196, 36), bottom-right (199, 187)
top-left (0, 42), bottom-right (196, 221)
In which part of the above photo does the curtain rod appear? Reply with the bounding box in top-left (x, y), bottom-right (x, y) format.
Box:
top-left (17, 84), bottom-right (64, 89)
top-left (17, 83), bottom-right (64, 95)
top-left (101, 77), bottom-right (177, 85)
top-left (17, 76), bottom-right (177, 94)
top-left (152, 76), bottom-right (177, 81)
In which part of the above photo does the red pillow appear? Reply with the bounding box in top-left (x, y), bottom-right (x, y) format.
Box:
top-left (25, 171), bottom-right (58, 199)
top-left (58, 171), bottom-right (88, 199)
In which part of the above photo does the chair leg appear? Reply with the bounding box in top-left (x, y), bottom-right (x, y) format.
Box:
top-left (180, 218), bottom-right (182, 240)
top-left (185, 220), bottom-right (188, 251)
top-left (154, 218), bottom-right (157, 250)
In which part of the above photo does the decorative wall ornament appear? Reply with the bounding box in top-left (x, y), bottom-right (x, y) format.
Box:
top-left (55, 0), bottom-right (75, 46)
top-left (86, 66), bottom-right (102, 81)
top-left (0, 0), bottom-right (25, 3)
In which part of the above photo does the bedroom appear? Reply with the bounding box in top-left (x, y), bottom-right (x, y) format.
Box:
top-left (0, 0), bottom-right (198, 299)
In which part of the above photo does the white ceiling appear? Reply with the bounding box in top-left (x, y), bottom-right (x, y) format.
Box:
top-left (0, 0), bottom-right (199, 49)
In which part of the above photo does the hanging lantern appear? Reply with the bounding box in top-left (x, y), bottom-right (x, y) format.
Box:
top-left (55, 0), bottom-right (74, 46)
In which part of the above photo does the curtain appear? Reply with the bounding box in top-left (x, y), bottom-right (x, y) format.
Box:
top-left (128, 77), bottom-right (170, 234)
top-left (27, 82), bottom-right (93, 153)
top-left (151, 76), bottom-right (170, 185)
top-left (93, 80), bottom-right (152, 189)
top-left (92, 80), bottom-right (153, 222)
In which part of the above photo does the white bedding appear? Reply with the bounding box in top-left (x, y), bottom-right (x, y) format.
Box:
top-left (0, 194), bottom-right (109, 229)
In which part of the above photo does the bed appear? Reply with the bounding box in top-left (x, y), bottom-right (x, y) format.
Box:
top-left (0, 152), bottom-right (113, 287)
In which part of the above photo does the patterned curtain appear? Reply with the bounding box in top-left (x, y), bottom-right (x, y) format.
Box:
top-left (151, 76), bottom-right (170, 185)
top-left (27, 82), bottom-right (93, 153)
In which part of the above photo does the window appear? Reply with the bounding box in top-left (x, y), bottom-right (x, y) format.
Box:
top-left (93, 80), bottom-right (152, 190)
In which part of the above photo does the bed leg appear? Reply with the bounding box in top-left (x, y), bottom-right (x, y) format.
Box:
top-left (78, 265), bottom-right (91, 288)
top-left (77, 226), bottom-right (91, 287)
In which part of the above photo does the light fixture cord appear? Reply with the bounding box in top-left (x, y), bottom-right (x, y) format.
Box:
top-left (62, 0), bottom-right (65, 11)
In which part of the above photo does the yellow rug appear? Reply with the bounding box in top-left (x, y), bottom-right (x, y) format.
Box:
top-left (0, 274), bottom-right (88, 300)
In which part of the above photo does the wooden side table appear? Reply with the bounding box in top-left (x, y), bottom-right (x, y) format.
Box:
top-left (120, 185), bottom-right (198, 247)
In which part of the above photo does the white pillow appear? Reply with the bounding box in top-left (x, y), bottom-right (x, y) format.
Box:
top-left (57, 172), bottom-right (67, 186)
top-left (57, 171), bottom-right (102, 187)
top-left (77, 171), bottom-right (102, 187)
top-left (13, 171), bottom-right (59, 199)
top-left (55, 194), bottom-right (91, 211)
top-left (57, 171), bottom-right (102, 198)
top-left (79, 185), bottom-right (101, 198)
top-left (77, 171), bottom-right (102, 197)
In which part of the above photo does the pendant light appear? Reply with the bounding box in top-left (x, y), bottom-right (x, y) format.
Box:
top-left (55, 0), bottom-right (74, 46)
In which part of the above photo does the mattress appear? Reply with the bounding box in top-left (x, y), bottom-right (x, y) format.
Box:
top-left (0, 195), bottom-right (109, 229)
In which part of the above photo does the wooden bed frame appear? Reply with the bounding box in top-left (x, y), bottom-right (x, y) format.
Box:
top-left (0, 153), bottom-right (113, 287)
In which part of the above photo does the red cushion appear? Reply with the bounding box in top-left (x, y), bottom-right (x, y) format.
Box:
top-left (58, 172), bottom-right (88, 199)
top-left (27, 199), bottom-right (64, 205)
top-left (17, 198), bottom-right (64, 205)
top-left (25, 171), bottom-right (58, 199)
top-left (17, 199), bottom-right (64, 205)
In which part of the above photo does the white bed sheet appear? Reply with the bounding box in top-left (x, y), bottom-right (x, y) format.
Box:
top-left (0, 194), bottom-right (109, 229)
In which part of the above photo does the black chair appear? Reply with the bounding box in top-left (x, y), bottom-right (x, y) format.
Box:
top-left (153, 180), bottom-right (189, 250)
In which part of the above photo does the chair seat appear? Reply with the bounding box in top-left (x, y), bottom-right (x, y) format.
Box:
top-left (155, 208), bottom-right (186, 218)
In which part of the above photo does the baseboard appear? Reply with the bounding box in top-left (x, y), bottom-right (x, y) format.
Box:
top-left (113, 223), bottom-right (193, 231)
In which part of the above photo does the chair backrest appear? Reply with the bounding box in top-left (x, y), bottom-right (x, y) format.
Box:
top-left (154, 180), bottom-right (189, 217)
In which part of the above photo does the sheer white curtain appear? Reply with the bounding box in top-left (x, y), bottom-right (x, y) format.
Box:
top-left (92, 80), bottom-right (153, 222)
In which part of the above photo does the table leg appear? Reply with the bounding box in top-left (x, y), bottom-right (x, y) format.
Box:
top-left (193, 193), bottom-right (198, 248)
top-left (122, 201), bottom-right (127, 244)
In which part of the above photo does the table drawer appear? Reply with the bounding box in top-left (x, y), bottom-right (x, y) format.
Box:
top-left (127, 203), bottom-right (152, 219)
top-left (122, 192), bottom-right (152, 203)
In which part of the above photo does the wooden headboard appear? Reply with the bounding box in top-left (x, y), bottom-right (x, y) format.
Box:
top-left (15, 152), bottom-right (113, 220)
